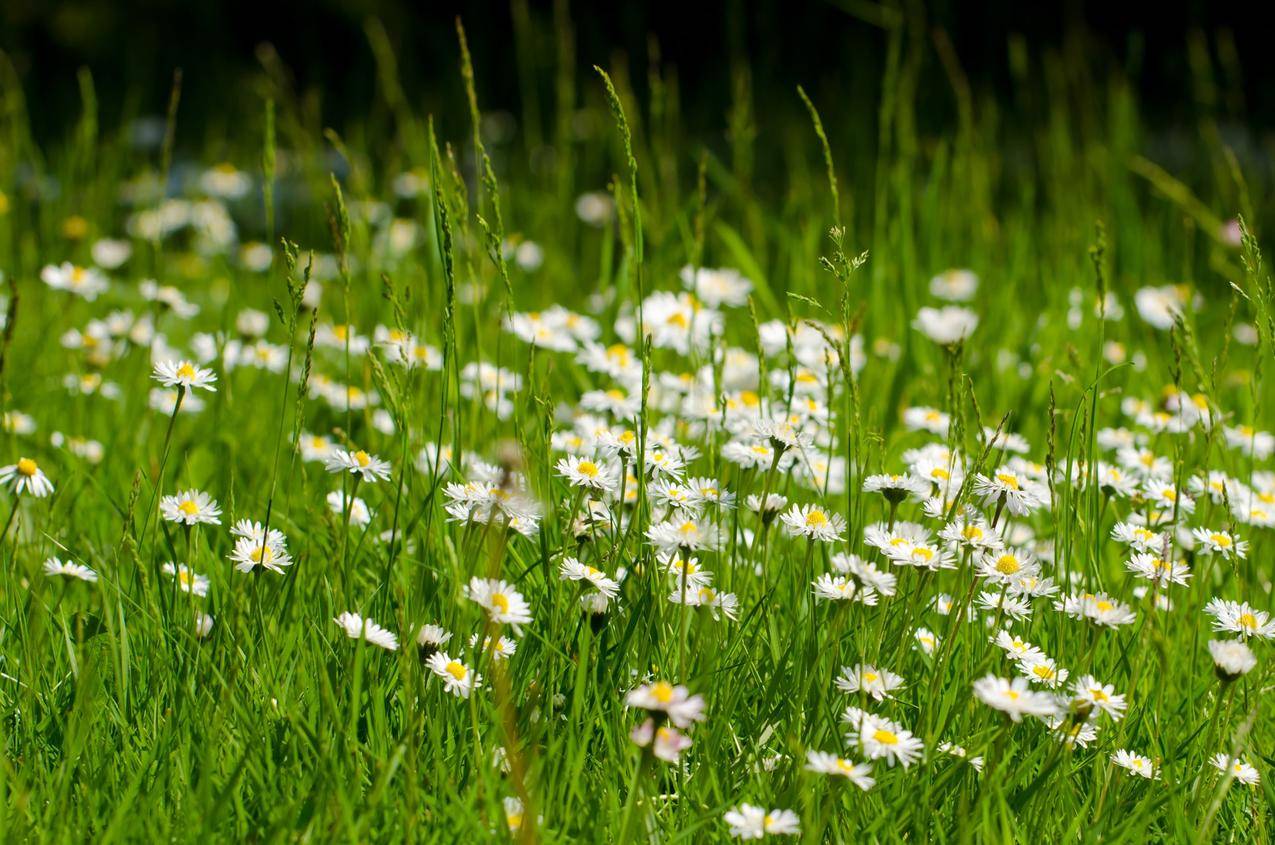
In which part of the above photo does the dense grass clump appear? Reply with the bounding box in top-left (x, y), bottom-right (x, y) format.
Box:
top-left (1, 13), bottom-right (1273, 843)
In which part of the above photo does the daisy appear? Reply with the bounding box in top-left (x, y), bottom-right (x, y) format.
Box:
top-left (862, 473), bottom-right (931, 503)
top-left (43, 557), bottom-right (98, 583)
top-left (326, 490), bottom-right (372, 526)
top-left (229, 529), bottom-right (292, 574)
top-left (1020, 657), bottom-right (1069, 689)
top-left (1071, 675), bottom-right (1126, 720)
top-left (646, 517), bottom-right (722, 553)
top-left (680, 266), bottom-right (753, 308)
top-left (1191, 528), bottom-right (1248, 560)
top-left (976, 590), bottom-right (1032, 620)
top-left (625, 680), bottom-right (707, 728)
top-left (668, 585), bottom-right (740, 621)
top-left (974, 469), bottom-right (1046, 516)
top-left (559, 557), bottom-right (620, 598)
top-left (973, 675), bottom-right (1059, 721)
top-left (722, 804), bottom-right (800, 839)
top-left (903, 406), bottom-right (951, 436)
top-left (1055, 592), bottom-right (1137, 627)
top-left (1207, 639), bottom-right (1257, 680)
top-left (555, 454), bottom-right (618, 494)
top-left (333, 612), bottom-right (399, 651)
top-left (159, 489), bottom-right (222, 526)
top-left (152, 359), bottom-right (218, 392)
top-left (162, 563), bottom-right (209, 596)
top-left (629, 719), bottom-right (694, 763)
top-left (325, 448), bottom-right (392, 483)
top-left (913, 305), bottom-right (978, 344)
top-left (41, 262), bottom-right (108, 299)
top-left (780, 504), bottom-right (846, 542)
top-left (1204, 599), bottom-right (1275, 640)
top-left (1111, 749), bottom-right (1156, 779)
top-left (992, 630), bottom-right (1045, 664)
top-left (428, 651), bottom-right (481, 697)
top-left (1125, 553), bottom-right (1190, 587)
top-left (415, 623), bottom-right (452, 658)
top-left (851, 713), bottom-right (925, 768)
top-left (835, 665), bottom-right (904, 701)
top-left (914, 628), bottom-right (939, 655)
top-left (1209, 753), bottom-right (1260, 785)
top-left (465, 578), bottom-right (533, 631)
top-left (0, 457), bottom-right (55, 497)
top-left (469, 633), bottom-right (518, 661)
top-left (803, 750), bottom-right (875, 790)
top-left (1110, 521), bottom-right (1168, 553)
top-left (812, 574), bottom-right (878, 605)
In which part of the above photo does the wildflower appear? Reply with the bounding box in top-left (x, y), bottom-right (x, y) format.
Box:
top-left (669, 584), bottom-right (740, 621)
top-left (1111, 521), bottom-right (1167, 553)
top-left (681, 266), bottom-right (753, 308)
top-left (1, 457), bottom-right (55, 497)
top-left (1209, 753), bottom-right (1260, 785)
top-left (333, 612), bottom-right (399, 651)
top-left (1125, 553), bottom-right (1190, 587)
top-left (1204, 598), bottom-right (1275, 640)
top-left (812, 574), bottom-right (878, 605)
top-left (850, 713), bottom-right (924, 768)
top-left (559, 557), bottom-right (620, 598)
top-left (162, 563), bottom-right (209, 596)
top-left (160, 489), bottom-right (222, 526)
top-left (929, 269), bottom-right (978, 301)
top-left (1207, 639), bottom-right (1257, 681)
top-left (625, 681), bottom-right (706, 728)
top-left (428, 652), bottom-right (481, 697)
top-left (326, 490), bottom-right (372, 526)
top-left (914, 628), bottom-right (939, 655)
top-left (1020, 657), bottom-right (1069, 689)
top-left (152, 359), bottom-right (218, 392)
top-left (43, 557), bottom-right (98, 583)
top-left (835, 665), bottom-right (903, 701)
top-left (1191, 528), bottom-right (1248, 560)
top-left (903, 406), bottom-right (950, 435)
top-left (803, 750), bottom-right (875, 790)
top-left (630, 719), bottom-right (694, 763)
top-left (913, 305), bottom-right (978, 344)
top-left (229, 525), bottom-right (292, 574)
top-left (862, 473), bottom-right (930, 503)
top-left (974, 469), bottom-right (1046, 516)
top-left (41, 262), bottom-right (108, 299)
top-left (779, 504), bottom-right (846, 542)
top-left (973, 675), bottom-right (1059, 721)
top-left (1071, 675), bottom-right (1126, 721)
top-left (992, 630), bottom-right (1045, 665)
top-left (722, 804), bottom-right (800, 839)
top-left (1055, 592), bottom-right (1137, 627)
top-left (465, 578), bottom-right (533, 631)
top-left (325, 448), bottom-right (392, 483)
top-left (1111, 749), bottom-right (1156, 779)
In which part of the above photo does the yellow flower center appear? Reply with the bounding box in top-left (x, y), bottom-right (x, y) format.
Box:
top-left (491, 593), bottom-right (510, 614)
top-left (872, 729), bottom-right (899, 746)
top-left (577, 460), bottom-right (599, 478)
top-left (1095, 600), bottom-right (1114, 612)
top-left (651, 681), bottom-right (674, 704)
top-left (995, 555), bottom-right (1020, 575)
top-left (176, 362), bottom-right (197, 380)
top-left (1209, 533), bottom-right (1232, 548)
top-left (863, 672), bottom-right (879, 683)
top-left (805, 510), bottom-right (828, 527)
top-left (178, 500), bottom-right (200, 516)
top-left (354, 450), bottom-right (371, 467)
top-left (445, 660), bottom-right (468, 681)
top-left (1238, 612), bottom-right (1258, 630)
top-left (996, 473), bottom-right (1020, 490)
top-left (16, 458), bottom-right (37, 477)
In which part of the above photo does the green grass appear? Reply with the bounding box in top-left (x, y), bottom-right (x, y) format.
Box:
top-left (1, 11), bottom-right (1274, 843)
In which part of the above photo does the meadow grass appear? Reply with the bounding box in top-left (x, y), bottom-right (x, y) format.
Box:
top-left (1, 13), bottom-right (1273, 843)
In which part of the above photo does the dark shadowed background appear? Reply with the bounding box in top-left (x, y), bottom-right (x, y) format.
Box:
top-left (2, 0), bottom-right (1271, 152)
